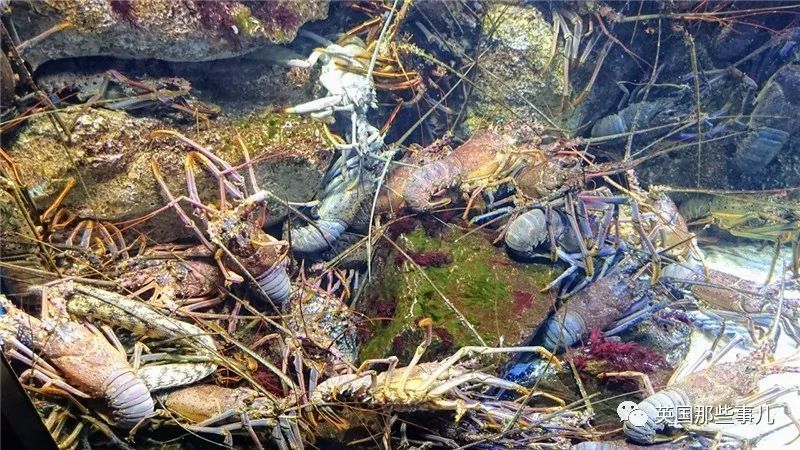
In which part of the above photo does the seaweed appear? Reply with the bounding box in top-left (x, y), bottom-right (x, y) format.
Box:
top-left (572, 329), bottom-right (670, 376)
top-left (360, 228), bottom-right (557, 360)
top-left (248, 0), bottom-right (301, 39)
top-left (397, 250), bottom-right (453, 267)
top-left (192, 0), bottom-right (238, 42)
top-left (108, 0), bottom-right (138, 26)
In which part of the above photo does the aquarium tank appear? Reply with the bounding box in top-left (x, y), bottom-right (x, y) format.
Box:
top-left (1, 1), bottom-right (800, 449)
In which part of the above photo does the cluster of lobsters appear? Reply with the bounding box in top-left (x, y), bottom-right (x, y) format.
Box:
top-left (2, 1), bottom-right (800, 448)
top-left (3, 116), bottom-right (798, 448)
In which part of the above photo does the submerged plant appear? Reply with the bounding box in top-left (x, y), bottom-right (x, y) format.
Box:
top-left (572, 328), bottom-right (670, 377)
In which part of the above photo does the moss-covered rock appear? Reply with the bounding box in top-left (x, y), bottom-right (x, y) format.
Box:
top-left (0, 190), bottom-right (40, 256)
top-left (4, 106), bottom-right (332, 245)
top-left (464, 3), bottom-right (567, 132)
top-left (360, 226), bottom-right (559, 362)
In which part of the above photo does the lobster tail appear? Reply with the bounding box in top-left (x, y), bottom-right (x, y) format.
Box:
top-left (286, 218), bottom-right (347, 253)
top-left (539, 308), bottom-right (587, 351)
top-left (255, 261), bottom-right (292, 305)
top-left (102, 367), bottom-right (155, 428)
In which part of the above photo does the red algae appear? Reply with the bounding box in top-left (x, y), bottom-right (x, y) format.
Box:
top-left (372, 297), bottom-right (397, 319)
top-left (193, 0), bottom-right (238, 42)
top-left (109, 0), bottom-right (138, 26)
top-left (572, 329), bottom-right (670, 375)
top-left (390, 319), bottom-right (455, 360)
top-left (252, 367), bottom-right (284, 396)
top-left (512, 290), bottom-right (535, 314)
top-left (431, 209), bottom-right (460, 225)
top-left (391, 333), bottom-right (408, 354)
top-left (249, 0), bottom-right (301, 37)
top-left (397, 250), bottom-right (453, 267)
top-left (388, 216), bottom-right (418, 238)
top-left (432, 326), bottom-right (455, 352)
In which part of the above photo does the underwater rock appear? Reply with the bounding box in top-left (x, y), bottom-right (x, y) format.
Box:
top-left (464, 2), bottom-right (566, 131)
top-left (0, 191), bottom-right (40, 256)
top-left (412, 0), bottom-right (482, 56)
top-left (0, 52), bottom-right (14, 107)
top-left (8, 0), bottom-right (328, 68)
top-left (617, 316), bottom-right (692, 373)
top-left (3, 106), bottom-right (331, 244)
top-left (360, 227), bottom-right (559, 362)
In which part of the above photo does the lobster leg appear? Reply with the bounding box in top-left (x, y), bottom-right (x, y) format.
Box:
top-left (603, 299), bottom-right (669, 336)
top-left (95, 222), bottom-right (122, 258)
top-left (461, 186), bottom-right (484, 220)
top-left (469, 206), bottom-right (514, 225)
top-left (426, 372), bottom-right (534, 399)
top-left (585, 195), bottom-right (662, 282)
top-left (277, 416), bottom-right (305, 450)
top-left (186, 151), bottom-right (244, 202)
top-left (592, 202), bottom-right (617, 254)
top-left (420, 346), bottom-right (561, 393)
top-left (40, 177), bottom-right (77, 223)
top-left (152, 130), bottom-right (244, 183)
top-left (2, 336), bottom-right (60, 375)
top-left (288, 95), bottom-right (343, 117)
top-left (214, 249), bottom-right (245, 285)
top-left (399, 318), bottom-right (433, 395)
top-left (745, 385), bottom-right (800, 407)
top-left (687, 391), bottom-right (800, 446)
top-left (19, 368), bottom-right (91, 398)
top-left (151, 162), bottom-right (215, 251)
top-left (179, 296), bottom-right (225, 313)
top-left (64, 219), bottom-right (90, 249)
top-left (564, 194), bottom-right (594, 276)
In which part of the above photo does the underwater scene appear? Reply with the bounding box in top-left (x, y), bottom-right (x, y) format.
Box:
top-left (2, 0), bottom-right (800, 448)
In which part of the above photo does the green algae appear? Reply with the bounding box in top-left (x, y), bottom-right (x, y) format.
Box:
top-left (204, 109), bottom-right (328, 164)
top-left (231, 6), bottom-right (261, 37)
top-left (361, 227), bottom-right (560, 361)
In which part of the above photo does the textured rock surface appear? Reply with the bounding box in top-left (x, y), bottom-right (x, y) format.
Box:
top-left (10, 0), bottom-right (328, 68)
top-left (465, 3), bottom-right (566, 132)
top-left (0, 190), bottom-right (40, 256)
top-left (4, 106), bottom-right (332, 245)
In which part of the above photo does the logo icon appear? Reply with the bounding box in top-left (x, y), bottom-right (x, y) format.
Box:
top-left (616, 401), bottom-right (637, 421)
top-left (616, 401), bottom-right (648, 427)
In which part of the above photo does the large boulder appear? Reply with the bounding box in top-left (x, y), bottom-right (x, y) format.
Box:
top-left (2, 106), bottom-right (332, 247)
top-left (360, 226), bottom-right (559, 362)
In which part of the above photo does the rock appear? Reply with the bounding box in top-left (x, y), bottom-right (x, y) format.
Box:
top-left (621, 316), bottom-right (692, 370)
top-left (3, 106), bottom-right (332, 245)
top-left (0, 189), bottom-right (40, 256)
top-left (9, 0), bottom-right (328, 68)
top-left (464, 3), bottom-right (566, 132)
top-left (413, 0), bottom-right (482, 54)
top-left (359, 226), bottom-right (559, 362)
top-left (0, 189), bottom-right (54, 302)
top-left (0, 52), bottom-right (14, 107)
